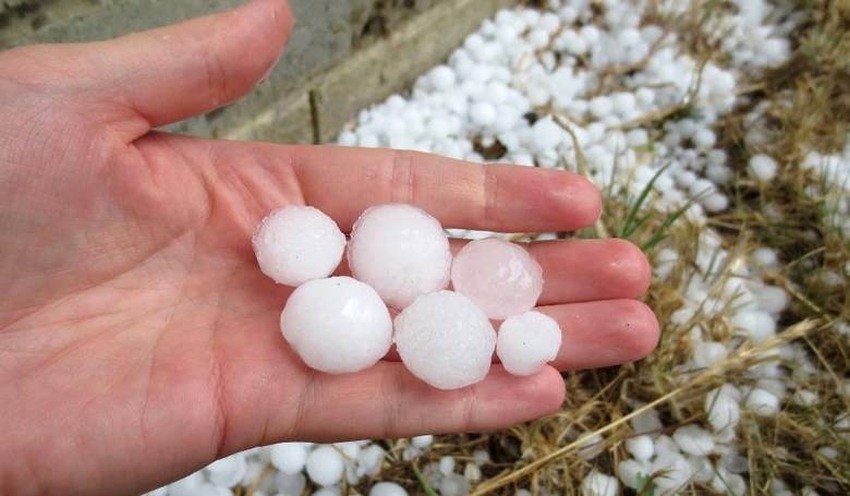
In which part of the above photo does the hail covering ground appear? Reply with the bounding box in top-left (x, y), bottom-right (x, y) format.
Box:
top-left (149, 0), bottom-right (850, 494)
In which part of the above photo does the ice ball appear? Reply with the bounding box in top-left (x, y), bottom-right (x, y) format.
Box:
top-left (270, 442), bottom-right (310, 475)
top-left (306, 446), bottom-right (345, 487)
top-left (253, 206), bottom-right (346, 287)
top-left (369, 482), bottom-right (408, 496)
top-left (348, 204), bottom-right (452, 309)
top-left (496, 311), bottom-right (561, 376)
top-left (281, 277), bottom-right (392, 374)
top-left (451, 238), bottom-right (543, 320)
top-left (394, 291), bottom-right (496, 389)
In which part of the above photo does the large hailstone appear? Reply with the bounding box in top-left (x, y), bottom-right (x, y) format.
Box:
top-left (281, 277), bottom-right (392, 374)
top-left (253, 206), bottom-right (346, 286)
top-left (348, 204), bottom-right (452, 309)
top-left (394, 291), bottom-right (496, 390)
top-left (451, 238), bottom-right (543, 320)
top-left (496, 311), bottom-right (562, 376)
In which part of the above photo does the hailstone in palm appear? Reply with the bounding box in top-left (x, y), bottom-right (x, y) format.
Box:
top-left (496, 311), bottom-right (562, 376)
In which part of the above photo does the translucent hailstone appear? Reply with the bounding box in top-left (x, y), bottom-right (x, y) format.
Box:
top-left (451, 238), bottom-right (544, 320)
top-left (270, 442), bottom-right (310, 475)
top-left (749, 154), bottom-right (778, 182)
top-left (281, 277), bottom-right (392, 374)
top-left (253, 206), bottom-right (346, 287)
top-left (206, 453), bottom-right (247, 488)
top-left (394, 291), bottom-right (496, 390)
top-left (306, 446), bottom-right (345, 487)
top-left (673, 425), bottom-right (715, 456)
top-left (369, 482), bottom-right (408, 496)
top-left (496, 311), bottom-right (562, 376)
top-left (581, 470), bottom-right (619, 496)
top-left (348, 204), bottom-right (452, 309)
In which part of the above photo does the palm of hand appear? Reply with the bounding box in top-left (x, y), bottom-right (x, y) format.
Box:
top-left (0, 1), bottom-right (658, 494)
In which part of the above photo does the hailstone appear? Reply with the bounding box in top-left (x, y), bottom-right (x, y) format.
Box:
top-left (253, 206), bottom-right (346, 286)
top-left (281, 277), bottom-right (392, 374)
top-left (451, 238), bottom-right (543, 320)
top-left (394, 291), bottom-right (496, 390)
top-left (496, 311), bottom-right (562, 376)
top-left (306, 446), bottom-right (345, 487)
top-left (348, 204), bottom-right (452, 309)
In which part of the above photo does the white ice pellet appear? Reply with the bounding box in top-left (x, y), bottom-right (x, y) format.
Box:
top-left (348, 204), bottom-right (452, 309)
top-left (451, 238), bottom-right (543, 320)
top-left (357, 445), bottom-right (386, 477)
top-left (731, 310), bottom-right (776, 343)
top-left (756, 285), bottom-right (789, 314)
top-left (496, 311), bottom-right (562, 376)
top-left (753, 247), bottom-right (779, 268)
top-left (749, 154), bottom-right (778, 182)
top-left (745, 388), bottom-right (781, 416)
top-left (673, 425), bottom-right (715, 456)
top-left (253, 206), bottom-right (346, 287)
top-left (581, 470), bottom-right (619, 496)
top-left (793, 389), bottom-right (819, 407)
top-left (531, 117), bottom-right (566, 152)
top-left (625, 435), bottom-right (655, 461)
top-left (206, 453), bottom-right (247, 488)
top-left (306, 446), bottom-right (345, 487)
top-left (470, 101), bottom-right (498, 127)
top-left (706, 386), bottom-right (741, 433)
top-left (369, 482), bottom-right (408, 496)
top-left (430, 65), bottom-right (457, 90)
top-left (394, 291), bottom-right (496, 389)
top-left (617, 459), bottom-right (650, 489)
top-left (274, 472), bottom-right (307, 495)
top-left (270, 443), bottom-right (310, 475)
top-left (439, 456), bottom-right (456, 475)
top-left (411, 435), bottom-right (434, 449)
top-left (280, 276), bottom-right (392, 374)
top-left (693, 341), bottom-right (728, 368)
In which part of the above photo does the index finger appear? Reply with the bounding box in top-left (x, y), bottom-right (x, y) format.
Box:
top-left (286, 145), bottom-right (602, 232)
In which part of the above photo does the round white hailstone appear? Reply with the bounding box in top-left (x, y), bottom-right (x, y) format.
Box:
top-left (693, 128), bottom-right (717, 150)
top-left (651, 453), bottom-right (693, 493)
top-left (274, 472), bottom-right (307, 495)
top-left (312, 488), bottom-right (341, 496)
top-left (357, 445), bottom-right (386, 477)
top-left (588, 96), bottom-right (614, 118)
top-left (306, 446), bottom-right (346, 487)
top-left (693, 341), bottom-right (728, 368)
top-left (281, 277), bottom-right (392, 374)
top-left (753, 247), bottom-right (779, 268)
top-left (410, 435), bottom-right (433, 449)
top-left (395, 291), bottom-right (496, 390)
top-left (451, 238), bottom-right (543, 320)
top-left (703, 192), bottom-right (729, 213)
top-left (531, 117), bottom-right (565, 152)
top-left (745, 388), bottom-right (781, 417)
top-left (270, 442), bottom-right (310, 475)
top-left (333, 441), bottom-right (361, 461)
top-left (496, 311), bottom-right (562, 376)
top-left (348, 204), bottom-right (452, 309)
top-left (617, 459), bottom-right (649, 489)
top-left (439, 474), bottom-right (470, 496)
top-left (731, 310), bottom-right (776, 343)
top-left (756, 285), bottom-right (789, 314)
top-left (470, 101), bottom-right (497, 127)
top-left (673, 425), bottom-right (715, 456)
top-left (253, 206), bottom-right (346, 287)
top-left (626, 129), bottom-right (649, 147)
top-left (690, 178), bottom-right (716, 197)
top-left (473, 449), bottom-right (491, 466)
top-left (630, 408), bottom-right (663, 436)
top-left (705, 388), bottom-right (741, 433)
top-left (577, 433), bottom-right (605, 460)
top-left (581, 470), bottom-right (619, 496)
top-left (369, 482), bottom-right (408, 496)
top-left (688, 455), bottom-right (714, 483)
top-left (429, 65), bottom-right (457, 91)
top-left (625, 435), bottom-right (655, 462)
top-left (818, 446), bottom-right (838, 460)
top-left (464, 462), bottom-right (482, 481)
top-left (439, 456), bottom-right (456, 476)
top-left (206, 453), bottom-right (248, 488)
top-left (749, 154), bottom-right (778, 182)
top-left (793, 389), bottom-right (819, 407)
top-left (527, 28), bottom-right (550, 49)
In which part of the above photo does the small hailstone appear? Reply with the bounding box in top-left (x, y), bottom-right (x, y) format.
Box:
top-left (275, 472), bottom-right (307, 495)
top-left (753, 247), bottom-right (779, 267)
top-left (817, 446), bottom-right (838, 460)
top-left (756, 286), bottom-right (789, 314)
top-left (625, 435), bottom-right (655, 461)
top-left (588, 96), bottom-right (614, 118)
top-left (430, 65), bottom-right (457, 91)
top-left (395, 291), bottom-right (496, 389)
top-left (253, 206), bottom-right (346, 287)
top-left (410, 435), bottom-right (433, 449)
top-left (470, 101), bottom-right (498, 127)
top-left (792, 389), bottom-right (818, 407)
top-left (206, 453), bottom-right (247, 488)
top-left (693, 341), bottom-right (728, 368)
top-left (369, 482), bottom-right (408, 496)
top-left (281, 277), bottom-right (392, 374)
top-left (673, 425), bottom-right (715, 456)
top-left (651, 452), bottom-right (693, 493)
top-left (581, 470), bottom-right (619, 496)
top-left (703, 193), bottom-right (729, 212)
top-left (731, 310), bottom-right (776, 343)
top-left (439, 456), bottom-right (456, 476)
top-left (496, 311), bottom-right (562, 376)
top-left (348, 204), bottom-right (452, 309)
top-left (439, 474), bottom-right (470, 496)
top-left (334, 441), bottom-right (361, 461)
top-left (617, 459), bottom-right (649, 489)
top-left (473, 449), bottom-right (491, 466)
top-left (306, 446), bottom-right (346, 487)
top-left (749, 154), bottom-right (778, 182)
top-left (630, 408), bottom-right (663, 435)
top-left (531, 117), bottom-right (565, 152)
top-left (357, 444), bottom-right (386, 477)
top-left (745, 388), bottom-right (781, 416)
top-left (451, 238), bottom-right (543, 320)
top-left (706, 386), bottom-right (741, 433)
top-left (270, 443), bottom-right (310, 475)
top-left (312, 488), bottom-right (341, 496)
top-left (577, 433), bottom-right (605, 460)
top-left (464, 462), bottom-right (482, 481)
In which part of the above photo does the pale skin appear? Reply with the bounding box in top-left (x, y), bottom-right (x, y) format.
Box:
top-left (0, 0), bottom-right (659, 494)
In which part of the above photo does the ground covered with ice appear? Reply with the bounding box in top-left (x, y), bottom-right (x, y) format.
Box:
top-left (152, 0), bottom-right (849, 494)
